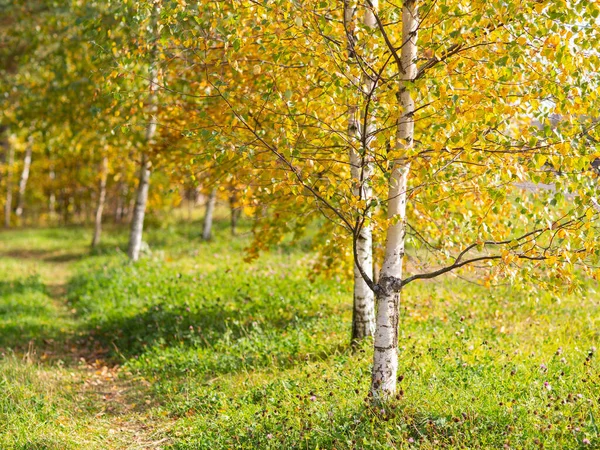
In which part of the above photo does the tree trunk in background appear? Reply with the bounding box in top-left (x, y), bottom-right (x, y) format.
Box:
top-left (4, 143), bottom-right (14, 228)
top-left (92, 156), bottom-right (108, 248)
top-left (48, 163), bottom-right (56, 223)
top-left (15, 137), bottom-right (32, 219)
top-left (62, 193), bottom-right (73, 225)
top-left (127, 2), bottom-right (160, 261)
top-left (202, 187), bottom-right (217, 241)
top-left (229, 191), bottom-right (241, 236)
top-left (345, 0), bottom-right (376, 343)
top-left (371, 0), bottom-right (418, 401)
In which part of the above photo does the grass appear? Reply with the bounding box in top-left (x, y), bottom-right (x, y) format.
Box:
top-left (0, 210), bottom-right (598, 448)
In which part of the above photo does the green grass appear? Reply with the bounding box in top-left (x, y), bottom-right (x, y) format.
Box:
top-left (0, 212), bottom-right (599, 448)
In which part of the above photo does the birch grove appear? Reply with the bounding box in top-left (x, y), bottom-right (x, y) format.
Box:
top-left (0, 0), bottom-right (599, 406)
top-left (198, 0), bottom-right (599, 401)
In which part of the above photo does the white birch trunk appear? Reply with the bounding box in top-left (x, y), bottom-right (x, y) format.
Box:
top-left (15, 137), bottom-right (32, 218)
top-left (371, 0), bottom-right (418, 400)
top-left (128, 153), bottom-right (151, 261)
top-left (127, 2), bottom-right (160, 261)
top-left (345, 0), bottom-right (377, 342)
top-left (92, 156), bottom-right (108, 248)
top-left (4, 142), bottom-right (14, 228)
top-left (202, 187), bottom-right (217, 241)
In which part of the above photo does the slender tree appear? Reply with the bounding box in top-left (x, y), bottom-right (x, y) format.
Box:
top-left (15, 135), bottom-right (33, 219)
top-left (369, 0), bottom-right (417, 399)
top-left (344, 0), bottom-right (379, 343)
top-left (128, 1), bottom-right (160, 261)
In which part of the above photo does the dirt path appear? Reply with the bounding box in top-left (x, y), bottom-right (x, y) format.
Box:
top-left (49, 261), bottom-right (172, 449)
top-left (0, 242), bottom-right (172, 449)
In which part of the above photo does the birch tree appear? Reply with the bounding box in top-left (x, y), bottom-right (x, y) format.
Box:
top-left (344, 0), bottom-right (377, 342)
top-left (0, 0), bottom-right (599, 404)
top-left (368, 0), bottom-right (417, 399)
top-left (15, 136), bottom-right (33, 219)
top-left (195, 0), bottom-right (600, 401)
top-left (127, 1), bottom-right (160, 261)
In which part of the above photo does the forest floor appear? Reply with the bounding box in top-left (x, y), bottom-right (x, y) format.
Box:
top-left (0, 226), bottom-right (171, 448)
top-left (0, 215), bottom-right (599, 449)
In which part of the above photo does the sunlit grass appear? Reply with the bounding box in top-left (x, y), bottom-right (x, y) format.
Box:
top-left (0, 214), bottom-right (598, 448)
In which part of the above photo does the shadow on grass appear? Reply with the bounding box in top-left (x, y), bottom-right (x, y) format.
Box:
top-left (0, 277), bottom-right (75, 357)
top-left (76, 297), bottom-right (346, 379)
top-left (2, 262), bottom-right (348, 384)
top-left (0, 249), bottom-right (85, 264)
top-left (0, 275), bottom-right (112, 362)
top-left (0, 277), bottom-right (46, 296)
top-left (0, 241), bottom-right (128, 264)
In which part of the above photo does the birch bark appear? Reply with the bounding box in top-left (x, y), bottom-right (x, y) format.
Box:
top-left (128, 153), bottom-right (151, 260)
top-left (371, 0), bottom-right (418, 400)
top-left (345, 0), bottom-right (377, 342)
top-left (127, 1), bottom-right (160, 261)
top-left (15, 137), bottom-right (33, 218)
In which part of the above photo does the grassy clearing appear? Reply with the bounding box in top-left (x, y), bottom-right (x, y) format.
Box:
top-left (0, 214), bottom-right (599, 449)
